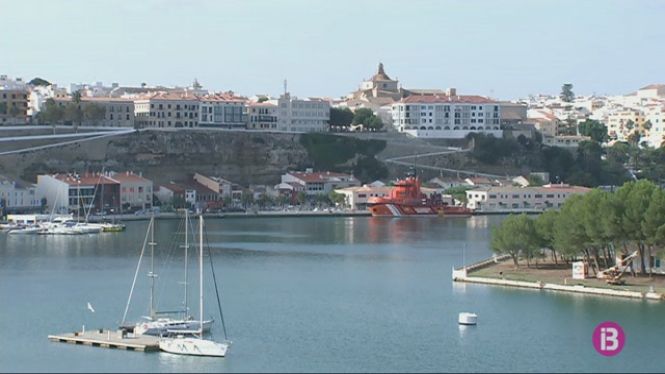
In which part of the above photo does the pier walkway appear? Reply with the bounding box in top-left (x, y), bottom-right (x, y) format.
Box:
top-left (48, 329), bottom-right (160, 352)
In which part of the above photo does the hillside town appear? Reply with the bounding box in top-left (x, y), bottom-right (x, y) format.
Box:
top-left (2, 64), bottom-right (665, 217)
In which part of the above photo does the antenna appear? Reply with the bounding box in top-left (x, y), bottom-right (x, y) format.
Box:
top-left (283, 79), bottom-right (287, 95)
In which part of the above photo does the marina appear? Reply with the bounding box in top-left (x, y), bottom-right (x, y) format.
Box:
top-left (3, 215), bottom-right (665, 372)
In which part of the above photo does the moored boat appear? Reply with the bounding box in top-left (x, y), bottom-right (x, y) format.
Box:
top-left (367, 170), bottom-right (472, 217)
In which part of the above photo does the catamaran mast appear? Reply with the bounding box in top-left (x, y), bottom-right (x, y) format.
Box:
top-left (199, 215), bottom-right (204, 339)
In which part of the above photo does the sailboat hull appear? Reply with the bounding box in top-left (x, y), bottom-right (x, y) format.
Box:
top-left (159, 337), bottom-right (229, 357)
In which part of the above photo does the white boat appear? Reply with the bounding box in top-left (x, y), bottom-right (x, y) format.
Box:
top-left (7, 225), bottom-right (44, 235)
top-left (159, 215), bottom-right (230, 358)
top-left (121, 211), bottom-right (214, 337)
top-left (458, 312), bottom-right (477, 325)
top-left (160, 335), bottom-right (229, 357)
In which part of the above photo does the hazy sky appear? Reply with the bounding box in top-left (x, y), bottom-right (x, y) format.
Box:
top-left (1, 0), bottom-right (663, 100)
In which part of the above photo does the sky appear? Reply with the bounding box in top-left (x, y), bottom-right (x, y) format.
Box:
top-left (1, 0), bottom-right (664, 100)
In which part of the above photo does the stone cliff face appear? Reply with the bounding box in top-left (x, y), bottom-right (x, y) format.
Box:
top-left (2, 130), bottom-right (310, 186)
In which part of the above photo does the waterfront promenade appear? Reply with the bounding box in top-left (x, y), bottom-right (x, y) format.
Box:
top-left (453, 255), bottom-right (665, 301)
top-left (87, 209), bottom-right (371, 222)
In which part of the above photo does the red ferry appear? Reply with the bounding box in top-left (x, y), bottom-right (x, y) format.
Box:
top-left (367, 171), bottom-right (472, 217)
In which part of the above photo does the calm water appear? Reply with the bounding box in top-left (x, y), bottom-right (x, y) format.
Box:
top-left (0, 216), bottom-right (663, 373)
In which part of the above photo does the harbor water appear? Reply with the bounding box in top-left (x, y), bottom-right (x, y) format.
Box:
top-left (1, 216), bottom-right (663, 372)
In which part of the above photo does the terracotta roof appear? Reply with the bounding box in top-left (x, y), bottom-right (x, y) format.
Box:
top-left (399, 94), bottom-right (496, 104)
top-left (108, 171), bottom-right (151, 183)
top-left (640, 84), bottom-right (665, 90)
top-left (148, 92), bottom-right (200, 101)
top-left (53, 173), bottom-right (118, 186)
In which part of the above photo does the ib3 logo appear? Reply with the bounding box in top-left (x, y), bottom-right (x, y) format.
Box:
top-left (592, 321), bottom-right (625, 356)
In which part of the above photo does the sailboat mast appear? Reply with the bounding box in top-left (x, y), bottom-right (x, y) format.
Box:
top-left (199, 215), bottom-right (204, 339)
top-left (149, 212), bottom-right (157, 319)
top-left (184, 210), bottom-right (189, 320)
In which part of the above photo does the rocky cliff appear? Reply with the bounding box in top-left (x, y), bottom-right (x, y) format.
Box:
top-left (1, 130), bottom-right (311, 186)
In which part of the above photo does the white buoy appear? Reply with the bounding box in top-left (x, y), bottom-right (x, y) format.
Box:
top-left (458, 312), bottom-right (477, 325)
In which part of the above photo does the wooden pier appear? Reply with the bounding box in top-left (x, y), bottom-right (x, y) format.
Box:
top-left (48, 329), bottom-right (160, 352)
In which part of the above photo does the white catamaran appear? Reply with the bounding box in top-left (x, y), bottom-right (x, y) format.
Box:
top-left (121, 211), bottom-right (213, 336)
top-left (159, 215), bottom-right (230, 357)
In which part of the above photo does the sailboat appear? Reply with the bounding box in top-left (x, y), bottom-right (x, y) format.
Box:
top-left (120, 211), bottom-right (213, 336)
top-left (159, 215), bottom-right (230, 357)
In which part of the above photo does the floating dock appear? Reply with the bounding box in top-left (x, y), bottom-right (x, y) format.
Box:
top-left (48, 329), bottom-right (160, 352)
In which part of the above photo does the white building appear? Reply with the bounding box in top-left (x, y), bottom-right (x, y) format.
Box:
top-left (198, 93), bottom-right (246, 129)
top-left (276, 93), bottom-right (330, 133)
top-left (391, 92), bottom-right (514, 138)
top-left (107, 171), bottom-right (153, 210)
top-left (246, 102), bottom-right (279, 130)
top-left (0, 176), bottom-right (41, 213)
top-left (193, 173), bottom-right (235, 198)
top-left (465, 184), bottom-right (591, 212)
top-left (281, 170), bottom-right (360, 195)
top-left (334, 185), bottom-right (393, 210)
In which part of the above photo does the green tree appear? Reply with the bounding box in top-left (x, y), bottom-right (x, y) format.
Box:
top-left (352, 108), bottom-right (374, 125)
top-left (329, 107), bottom-right (354, 127)
top-left (83, 103), bottom-right (106, 125)
top-left (491, 214), bottom-right (541, 267)
top-left (621, 180), bottom-right (657, 274)
top-left (328, 191), bottom-right (347, 207)
top-left (63, 103), bottom-right (83, 131)
top-left (29, 77), bottom-right (51, 86)
top-left (257, 96), bottom-right (269, 103)
top-left (296, 191), bottom-right (307, 205)
top-left (241, 190), bottom-right (254, 209)
top-left (534, 210), bottom-right (559, 263)
top-left (577, 119), bottom-right (608, 143)
top-left (560, 83), bottom-right (575, 103)
top-left (72, 90), bottom-right (82, 104)
top-left (642, 187), bottom-right (665, 274)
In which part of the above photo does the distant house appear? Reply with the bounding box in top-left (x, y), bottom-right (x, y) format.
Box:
top-left (280, 169), bottom-right (360, 195)
top-left (36, 173), bottom-right (120, 214)
top-left (0, 175), bottom-right (41, 213)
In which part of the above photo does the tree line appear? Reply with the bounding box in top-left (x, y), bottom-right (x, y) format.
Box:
top-left (37, 93), bottom-right (106, 130)
top-left (329, 107), bottom-right (384, 130)
top-left (491, 180), bottom-right (665, 276)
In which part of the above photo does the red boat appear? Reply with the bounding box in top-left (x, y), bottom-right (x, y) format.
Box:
top-left (367, 171), bottom-right (472, 217)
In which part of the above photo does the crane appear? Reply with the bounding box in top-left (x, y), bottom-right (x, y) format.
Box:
top-left (596, 250), bottom-right (639, 286)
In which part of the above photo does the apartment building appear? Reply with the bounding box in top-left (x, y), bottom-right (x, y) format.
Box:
top-left (107, 171), bottom-right (153, 210)
top-left (606, 109), bottom-right (645, 140)
top-left (281, 169), bottom-right (360, 195)
top-left (0, 75), bottom-right (29, 125)
top-left (135, 92), bottom-right (200, 128)
top-left (0, 176), bottom-right (41, 213)
top-left (198, 93), bottom-right (246, 129)
top-left (193, 173), bottom-right (236, 198)
top-left (465, 184), bottom-right (591, 212)
top-left (391, 91), bottom-right (508, 138)
top-left (247, 102), bottom-right (278, 130)
top-left (276, 93), bottom-right (330, 132)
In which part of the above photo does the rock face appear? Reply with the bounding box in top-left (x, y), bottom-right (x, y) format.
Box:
top-left (2, 130), bottom-right (310, 186)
